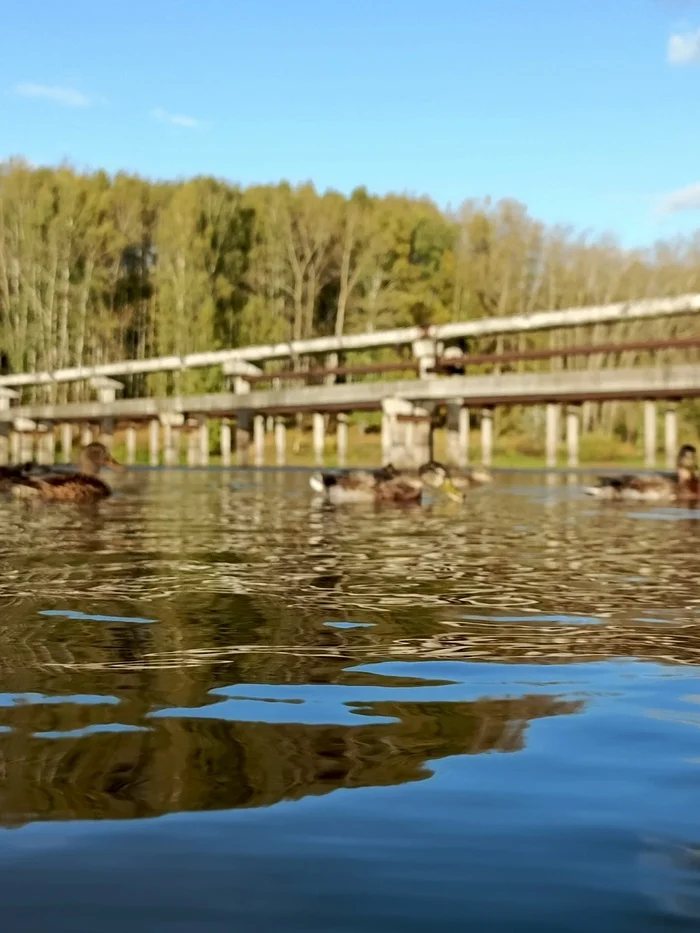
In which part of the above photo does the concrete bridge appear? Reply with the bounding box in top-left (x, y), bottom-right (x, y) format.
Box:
top-left (0, 361), bottom-right (697, 472)
top-left (0, 293), bottom-right (699, 470)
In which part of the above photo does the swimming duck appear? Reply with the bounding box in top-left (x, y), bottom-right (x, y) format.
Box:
top-left (309, 461), bottom-right (460, 504)
top-left (455, 465), bottom-right (493, 489)
top-left (0, 461), bottom-right (53, 492)
top-left (419, 460), bottom-right (493, 494)
top-left (584, 444), bottom-right (699, 502)
top-left (8, 442), bottom-right (125, 503)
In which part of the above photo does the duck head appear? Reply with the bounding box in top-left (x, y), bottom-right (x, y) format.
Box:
top-left (418, 460), bottom-right (462, 501)
top-left (677, 444), bottom-right (698, 483)
top-left (79, 443), bottom-right (125, 475)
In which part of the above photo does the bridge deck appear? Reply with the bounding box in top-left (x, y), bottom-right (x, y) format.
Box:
top-left (3, 364), bottom-right (699, 425)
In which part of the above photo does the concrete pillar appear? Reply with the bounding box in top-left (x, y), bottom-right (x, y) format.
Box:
top-left (149, 419), bottom-right (160, 467)
top-left (199, 420), bottom-right (209, 466)
top-left (236, 412), bottom-right (252, 466)
top-left (81, 424), bottom-right (93, 447)
top-left (186, 429), bottom-right (198, 467)
top-left (643, 400), bottom-right (657, 469)
top-left (41, 428), bottom-right (56, 465)
top-left (35, 433), bottom-right (47, 466)
top-left (458, 406), bottom-right (470, 468)
top-left (220, 419), bottom-right (232, 467)
top-left (60, 423), bottom-right (73, 463)
top-left (566, 405), bottom-right (580, 467)
top-left (10, 432), bottom-right (20, 464)
top-left (162, 422), bottom-right (175, 466)
top-left (480, 408), bottom-right (494, 467)
top-left (381, 398), bottom-right (432, 469)
top-left (275, 417), bottom-right (287, 466)
top-left (125, 425), bottom-right (137, 466)
top-left (19, 433), bottom-right (33, 463)
top-left (312, 412), bottom-right (325, 466)
top-left (0, 426), bottom-right (8, 466)
top-left (545, 403), bottom-right (559, 469)
top-left (665, 404), bottom-right (678, 469)
top-left (337, 414), bottom-right (348, 467)
top-left (381, 409), bottom-right (391, 464)
top-left (446, 401), bottom-right (469, 469)
top-left (99, 417), bottom-right (115, 449)
top-left (254, 415), bottom-right (265, 466)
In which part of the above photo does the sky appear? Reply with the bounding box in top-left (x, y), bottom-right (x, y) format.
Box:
top-left (1, 0), bottom-right (700, 247)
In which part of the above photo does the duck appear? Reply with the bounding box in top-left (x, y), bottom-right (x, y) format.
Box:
top-left (8, 442), bottom-right (125, 503)
top-left (457, 465), bottom-right (493, 488)
top-left (584, 444), bottom-right (699, 502)
top-left (420, 460), bottom-right (493, 493)
top-left (0, 461), bottom-right (54, 492)
top-left (309, 461), bottom-right (460, 504)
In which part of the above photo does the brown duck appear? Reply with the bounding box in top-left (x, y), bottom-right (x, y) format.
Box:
top-left (585, 444), bottom-right (699, 502)
top-left (309, 461), bottom-right (461, 504)
top-left (9, 443), bottom-right (125, 503)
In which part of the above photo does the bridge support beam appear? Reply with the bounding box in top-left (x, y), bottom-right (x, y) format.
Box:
top-left (20, 433), bottom-right (33, 463)
top-left (480, 408), bottom-right (494, 467)
top-left (186, 427), bottom-right (198, 467)
top-left (381, 397), bottom-right (432, 469)
top-left (81, 425), bottom-right (93, 447)
top-left (99, 417), bottom-right (115, 449)
top-left (446, 401), bottom-right (469, 469)
top-left (60, 424), bottom-right (73, 463)
top-left (163, 422), bottom-right (175, 466)
top-left (149, 419), bottom-right (160, 467)
top-left (336, 414), bottom-right (348, 467)
top-left (254, 415), bottom-right (265, 466)
top-left (566, 405), bottom-right (580, 467)
top-left (125, 424), bottom-right (137, 466)
top-left (236, 412), bottom-right (252, 466)
top-left (275, 417), bottom-right (287, 465)
top-left (545, 403), bottom-right (559, 468)
top-left (0, 426), bottom-right (8, 466)
top-left (312, 412), bottom-right (325, 466)
top-left (665, 404), bottom-right (678, 469)
top-left (198, 420), bottom-right (209, 467)
top-left (39, 426), bottom-right (55, 465)
top-left (220, 419), bottom-right (232, 467)
top-left (643, 401), bottom-right (657, 468)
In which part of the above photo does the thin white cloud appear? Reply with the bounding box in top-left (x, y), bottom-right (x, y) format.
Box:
top-left (656, 182), bottom-right (700, 215)
top-left (152, 107), bottom-right (201, 129)
top-left (667, 29), bottom-right (700, 64)
top-left (14, 83), bottom-right (93, 107)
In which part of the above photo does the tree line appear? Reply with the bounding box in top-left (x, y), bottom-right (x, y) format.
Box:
top-left (1, 157), bottom-right (699, 408)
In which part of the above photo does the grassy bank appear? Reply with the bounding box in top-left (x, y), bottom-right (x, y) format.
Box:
top-left (97, 424), bottom-right (695, 470)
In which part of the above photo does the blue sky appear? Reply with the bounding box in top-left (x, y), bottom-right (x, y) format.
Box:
top-left (1, 0), bottom-right (699, 247)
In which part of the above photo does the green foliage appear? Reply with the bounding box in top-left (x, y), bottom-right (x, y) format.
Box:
top-left (2, 159), bottom-right (700, 443)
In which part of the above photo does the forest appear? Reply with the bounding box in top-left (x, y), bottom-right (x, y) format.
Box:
top-left (1, 157), bottom-right (700, 453)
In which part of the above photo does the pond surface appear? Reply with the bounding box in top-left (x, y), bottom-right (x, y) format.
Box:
top-left (0, 469), bottom-right (699, 932)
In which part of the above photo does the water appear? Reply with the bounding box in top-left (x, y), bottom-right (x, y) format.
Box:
top-left (1, 469), bottom-right (700, 932)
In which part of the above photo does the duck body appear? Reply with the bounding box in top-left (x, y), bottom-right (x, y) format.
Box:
top-left (8, 443), bottom-right (124, 503)
top-left (585, 445), bottom-right (699, 502)
top-left (310, 461), bottom-right (461, 504)
top-left (0, 461), bottom-right (52, 492)
top-left (451, 466), bottom-right (493, 491)
top-left (309, 464), bottom-right (422, 504)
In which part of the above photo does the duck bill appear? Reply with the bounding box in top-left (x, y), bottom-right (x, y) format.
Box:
top-left (106, 456), bottom-right (126, 473)
top-left (443, 478), bottom-right (463, 503)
